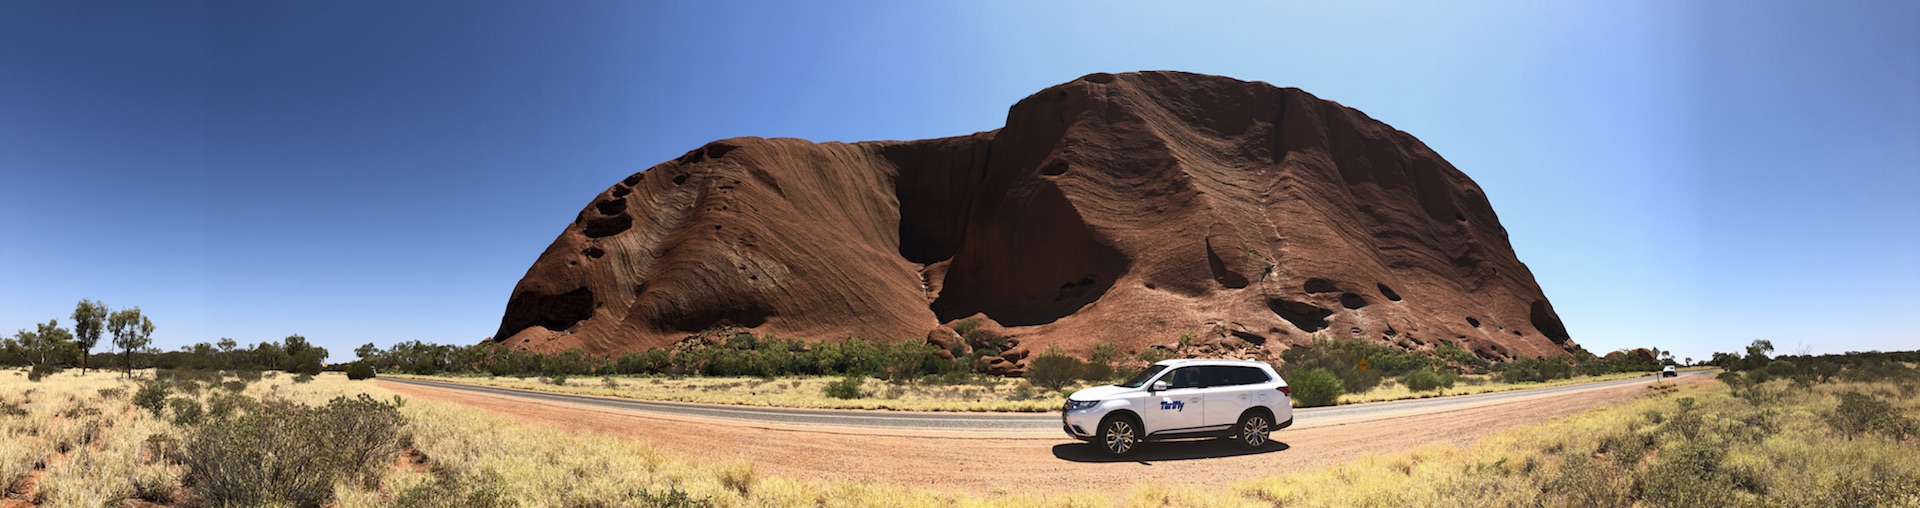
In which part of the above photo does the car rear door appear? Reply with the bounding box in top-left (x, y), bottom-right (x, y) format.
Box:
top-left (1203, 366), bottom-right (1270, 427)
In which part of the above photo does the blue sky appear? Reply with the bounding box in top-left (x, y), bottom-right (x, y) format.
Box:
top-left (2, 1), bottom-right (1915, 364)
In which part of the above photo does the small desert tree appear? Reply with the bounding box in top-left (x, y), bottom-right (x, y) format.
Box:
top-left (107, 307), bottom-right (154, 378)
top-left (6, 320), bottom-right (78, 378)
top-left (282, 334), bottom-right (327, 375)
top-left (71, 299), bottom-right (107, 374)
top-left (1743, 339), bottom-right (1775, 372)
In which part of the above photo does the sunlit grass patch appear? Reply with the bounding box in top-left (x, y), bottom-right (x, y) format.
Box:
top-left (4, 361), bottom-right (1910, 507)
top-left (1337, 370), bottom-right (1656, 405)
top-left (1237, 377), bottom-right (1920, 507)
top-left (391, 372), bottom-right (1079, 412)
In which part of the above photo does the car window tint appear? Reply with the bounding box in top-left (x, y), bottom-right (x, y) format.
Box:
top-left (1207, 366), bottom-right (1238, 387)
top-left (1166, 368), bottom-right (1202, 389)
top-left (1230, 366), bottom-right (1271, 385)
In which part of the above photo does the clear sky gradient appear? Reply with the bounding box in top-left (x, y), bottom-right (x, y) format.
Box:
top-left (3, 1), bottom-right (1916, 363)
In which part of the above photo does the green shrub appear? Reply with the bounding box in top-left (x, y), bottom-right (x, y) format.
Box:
top-left (134, 381), bottom-right (171, 417)
top-left (1289, 368), bottom-right (1345, 407)
top-left (1027, 347), bottom-right (1083, 391)
top-left (1089, 343), bottom-right (1119, 366)
top-left (634, 485), bottom-right (714, 508)
top-left (823, 375), bottom-right (864, 399)
top-left (292, 373), bottom-right (315, 383)
top-left (1435, 343), bottom-right (1492, 374)
top-left (1400, 368), bottom-right (1457, 392)
top-left (1544, 453), bottom-right (1631, 507)
top-left (1828, 391), bottom-right (1915, 440)
top-left (27, 363), bottom-right (63, 381)
top-left (1596, 430), bottom-right (1655, 469)
top-left (345, 361), bottom-right (376, 380)
top-left (1838, 360), bottom-right (1918, 383)
top-left (1136, 347), bottom-right (1175, 364)
top-left (950, 319), bottom-right (983, 339)
top-left (1664, 397), bottom-right (1705, 441)
top-left (169, 397), bottom-right (204, 426)
top-left (393, 471), bottom-right (510, 508)
top-left (1495, 356), bottom-right (1576, 384)
top-left (1079, 361), bottom-right (1115, 382)
top-left (1764, 359), bottom-right (1799, 380)
top-left (1282, 336), bottom-right (1442, 393)
top-left (1637, 442), bottom-right (1737, 507)
top-left (1715, 371), bottom-right (1747, 387)
top-left (544, 374), bottom-right (568, 386)
top-left (206, 392), bottom-right (254, 421)
top-left (181, 393), bottom-right (407, 507)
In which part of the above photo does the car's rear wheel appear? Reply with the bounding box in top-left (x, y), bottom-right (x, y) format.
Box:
top-left (1236, 411), bottom-right (1272, 449)
top-left (1098, 416), bottom-right (1140, 456)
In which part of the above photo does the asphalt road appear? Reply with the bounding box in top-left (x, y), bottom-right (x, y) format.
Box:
top-left (380, 371), bottom-right (1701, 431)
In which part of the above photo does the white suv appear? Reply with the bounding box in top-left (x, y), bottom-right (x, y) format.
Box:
top-left (1063, 359), bottom-right (1293, 456)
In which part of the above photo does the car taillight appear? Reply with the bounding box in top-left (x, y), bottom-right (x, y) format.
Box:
top-left (1278, 385), bottom-right (1291, 397)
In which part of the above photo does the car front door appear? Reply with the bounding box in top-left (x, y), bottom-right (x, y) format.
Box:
top-left (1146, 367), bottom-right (1207, 434)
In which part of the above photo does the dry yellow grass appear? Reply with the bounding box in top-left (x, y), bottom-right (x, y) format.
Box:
top-left (0, 370), bottom-right (181, 507)
top-left (1237, 378), bottom-right (1920, 507)
top-left (396, 369), bottom-right (1669, 413)
top-left (387, 372), bottom-right (1078, 412)
top-left (1338, 370), bottom-right (1658, 404)
top-left (6, 366), bottom-right (1912, 507)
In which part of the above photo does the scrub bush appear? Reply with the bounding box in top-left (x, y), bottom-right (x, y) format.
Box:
top-left (181, 393), bottom-right (407, 507)
top-left (27, 363), bottom-right (62, 381)
top-left (345, 361), bottom-right (376, 380)
top-left (1027, 346), bottom-right (1083, 391)
top-left (392, 471), bottom-right (510, 508)
top-left (1400, 368), bottom-right (1458, 392)
top-left (1282, 336), bottom-right (1439, 392)
top-left (823, 375), bottom-right (864, 399)
top-left (134, 380), bottom-right (170, 417)
top-left (1089, 343), bottom-right (1120, 366)
top-left (1828, 391), bottom-right (1916, 440)
top-left (1079, 361), bottom-right (1115, 382)
top-left (1290, 368), bottom-right (1344, 407)
top-left (168, 397), bottom-right (204, 426)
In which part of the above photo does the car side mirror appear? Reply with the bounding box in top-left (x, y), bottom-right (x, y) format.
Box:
top-left (1150, 380), bottom-right (1169, 392)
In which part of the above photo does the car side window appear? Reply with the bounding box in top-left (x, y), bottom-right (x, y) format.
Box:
top-left (1230, 366), bottom-right (1271, 385)
top-left (1165, 368), bottom-right (1202, 389)
top-left (1204, 366), bottom-right (1236, 387)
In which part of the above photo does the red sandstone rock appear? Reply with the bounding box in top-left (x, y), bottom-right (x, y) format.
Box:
top-left (492, 71), bottom-right (1582, 365)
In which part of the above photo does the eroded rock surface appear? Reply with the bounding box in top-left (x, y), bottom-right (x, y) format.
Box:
top-left (493, 71), bottom-right (1581, 364)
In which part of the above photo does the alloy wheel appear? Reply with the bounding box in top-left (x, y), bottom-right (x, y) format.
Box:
top-left (1104, 420), bottom-right (1136, 455)
top-left (1242, 416), bottom-right (1269, 447)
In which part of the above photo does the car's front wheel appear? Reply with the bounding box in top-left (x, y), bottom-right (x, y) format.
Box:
top-left (1236, 411), bottom-right (1272, 449)
top-left (1097, 416), bottom-right (1140, 456)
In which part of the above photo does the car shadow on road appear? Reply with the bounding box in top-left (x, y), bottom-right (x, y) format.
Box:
top-left (1050, 439), bottom-right (1291, 464)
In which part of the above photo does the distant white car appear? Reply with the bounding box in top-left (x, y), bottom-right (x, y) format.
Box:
top-left (1062, 359), bottom-right (1293, 456)
top-left (1662, 365), bottom-right (1678, 377)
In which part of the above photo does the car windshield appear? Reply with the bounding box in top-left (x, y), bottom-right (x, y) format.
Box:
top-left (1118, 364), bottom-right (1169, 388)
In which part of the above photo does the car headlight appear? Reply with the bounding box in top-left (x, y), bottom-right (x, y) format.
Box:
top-left (1065, 399), bottom-right (1100, 411)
